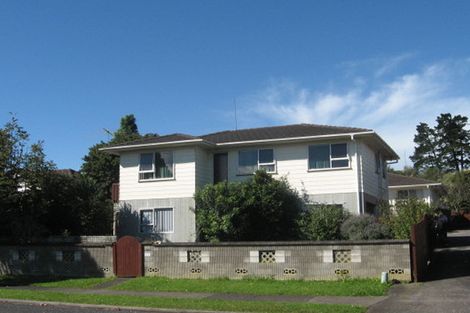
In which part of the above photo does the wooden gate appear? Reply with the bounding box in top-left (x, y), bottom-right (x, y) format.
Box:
top-left (410, 215), bottom-right (433, 282)
top-left (113, 236), bottom-right (143, 277)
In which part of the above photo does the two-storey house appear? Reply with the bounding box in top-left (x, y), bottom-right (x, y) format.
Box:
top-left (102, 124), bottom-right (399, 242)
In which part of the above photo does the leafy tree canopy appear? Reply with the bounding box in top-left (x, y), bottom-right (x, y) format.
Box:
top-left (411, 113), bottom-right (470, 175)
top-left (80, 114), bottom-right (145, 198)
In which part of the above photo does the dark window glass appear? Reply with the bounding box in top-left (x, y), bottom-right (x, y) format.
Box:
top-left (309, 144), bottom-right (330, 169)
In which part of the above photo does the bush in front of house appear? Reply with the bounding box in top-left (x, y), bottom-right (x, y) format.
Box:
top-left (298, 204), bottom-right (349, 241)
top-left (379, 198), bottom-right (434, 239)
top-left (195, 170), bottom-right (304, 242)
top-left (340, 215), bottom-right (392, 240)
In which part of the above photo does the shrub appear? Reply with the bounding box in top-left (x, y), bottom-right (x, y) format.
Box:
top-left (299, 204), bottom-right (349, 240)
top-left (379, 198), bottom-right (434, 239)
top-left (441, 170), bottom-right (470, 213)
top-left (340, 215), bottom-right (392, 240)
top-left (195, 171), bottom-right (303, 242)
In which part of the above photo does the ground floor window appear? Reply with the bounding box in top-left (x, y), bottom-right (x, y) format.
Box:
top-left (397, 189), bottom-right (418, 200)
top-left (140, 208), bottom-right (174, 233)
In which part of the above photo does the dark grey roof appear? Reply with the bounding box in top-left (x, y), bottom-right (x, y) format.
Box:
top-left (105, 124), bottom-right (371, 148)
top-left (201, 124), bottom-right (371, 144)
top-left (106, 133), bottom-right (198, 147)
top-left (388, 173), bottom-right (440, 187)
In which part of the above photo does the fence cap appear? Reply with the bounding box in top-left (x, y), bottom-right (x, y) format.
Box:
top-left (141, 239), bottom-right (409, 247)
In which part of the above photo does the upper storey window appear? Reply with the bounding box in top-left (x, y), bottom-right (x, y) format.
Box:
top-left (308, 143), bottom-right (349, 170)
top-left (238, 148), bottom-right (275, 175)
top-left (139, 151), bottom-right (174, 181)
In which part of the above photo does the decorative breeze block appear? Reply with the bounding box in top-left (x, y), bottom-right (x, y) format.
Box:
top-left (333, 250), bottom-right (351, 263)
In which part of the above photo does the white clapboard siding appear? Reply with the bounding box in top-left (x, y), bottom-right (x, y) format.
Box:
top-left (119, 148), bottom-right (196, 200)
top-left (360, 142), bottom-right (387, 198)
top-left (226, 140), bottom-right (358, 195)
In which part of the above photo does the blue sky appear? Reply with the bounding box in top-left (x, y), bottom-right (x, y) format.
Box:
top-left (1, 0), bottom-right (470, 169)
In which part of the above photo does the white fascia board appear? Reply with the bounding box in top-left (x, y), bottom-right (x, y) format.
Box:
top-left (215, 131), bottom-right (375, 147)
top-left (99, 139), bottom-right (213, 154)
top-left (355, 132), bottom-right (400, 161)
top-left (389, 183), bottom-right (442, 189)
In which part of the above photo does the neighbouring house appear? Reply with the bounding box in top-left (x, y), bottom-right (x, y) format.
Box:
top-left (388, 173), bottom-right (442, 207)
top-left (17, 168), bottom-right (79, 192)
top-left (101, 123), bottom-right (399, 242)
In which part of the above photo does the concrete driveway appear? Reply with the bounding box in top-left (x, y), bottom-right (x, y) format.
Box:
top-left (369, 229), bottom-right (470, 313)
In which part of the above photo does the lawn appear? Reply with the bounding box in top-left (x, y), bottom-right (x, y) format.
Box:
top-left (33, 277), bottom-right (114, 288)
top-left (0, 276), bottom-right (113, 289)
top-left (113, 277), bottom-right (390, 296)
top-left (0, 289), bottom-right (366, 313)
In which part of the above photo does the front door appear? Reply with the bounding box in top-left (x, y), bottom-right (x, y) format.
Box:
top-left (214, 153), bottom-right (228, 183)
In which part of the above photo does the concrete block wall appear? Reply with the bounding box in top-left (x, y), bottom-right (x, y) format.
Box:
top-left (143, 240), bottom-right (411, 281)
top-left (0, 236), bottom-right (115, 277)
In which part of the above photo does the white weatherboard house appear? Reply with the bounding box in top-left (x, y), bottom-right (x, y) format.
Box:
top-left (102, 124), bottom-right (399, 242)
top-left (388, 173), bottom-right (442, 207)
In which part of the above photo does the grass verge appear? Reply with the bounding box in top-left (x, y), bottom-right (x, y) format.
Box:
top-left (0, 276), bottom-right (113, 289)
top-left (33, 277), bottom-right (114, 289)
top-left (0, 289), bottom-right (366, 313)
top-left (113, 277), bottom-right (390, 296)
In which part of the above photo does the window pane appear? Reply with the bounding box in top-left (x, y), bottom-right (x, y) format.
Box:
top-left (239, 150), bottom-right (258, 174)
top-left (397, 190), bottom-right (408, 199)
top-left (139, 153), bottom-right (153, 171)
top-left (140, 225), bottom-right (154, 234)
top-left (140, 210), bottom-right (153, 225)
top-left (331, 143), bottom-right (347, 158)
top-left (259, 164), bottom-right (275, 172)
top-left (140, 210), bottom-right (154, 233)
top-left (155, 208), bottom-right (173, 232)
top-left (408, 189), bottom-right (417, 198)
top-left (155, 152), bottom-right (173, 178)
top-left (309, 144), bottom-right (330, 169)
top-left (375, 153), bottom-right (380, 173)
top-left (259, 149), bottom-right (274, 164)
top-left (139, 172), bottom-right (155, 180)
top-left (332, 159), bottom-right (349, 168)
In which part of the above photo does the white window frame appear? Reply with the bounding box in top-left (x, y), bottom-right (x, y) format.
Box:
top-left (139, 153), bottom-right (155, 180)
top-left (139, 208), bottom-right (174, 234)
top-left (139, 209), bottom-right (154, 233)
top-left (308, 143), bottom-right (350, 171)
top-left (138, 151), bottom-right (175, 182)
top-left (237, 148), bottom-right (276, 175)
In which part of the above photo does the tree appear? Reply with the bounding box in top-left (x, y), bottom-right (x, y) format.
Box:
top-left (81, 114), bottom-right (142, 198)
top-left (40, 172), bottom-right (114, 236)
top-left (411, 113), bottom-right (470, 174)
top-left (436, 113), bottom-right (470, 172)
top-left (0, 116), bottom-right (56, 240)
top-left (195, 171), bottom-right (303, 242)
top-left (410, 122), bottom-right (443, 173)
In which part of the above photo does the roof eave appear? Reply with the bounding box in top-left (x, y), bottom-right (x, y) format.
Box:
top-left (99, 139), bottom-right (215, 155)
top-left (355, 132), bottom-right (399, 161)
top-left (214, 131), bottom-right (376, 147)
top-left (389, 183), bottom-right (442, 189)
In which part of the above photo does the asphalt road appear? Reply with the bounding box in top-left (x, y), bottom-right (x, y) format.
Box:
top-left (0, 301), bottom-right (179, 313)
top-left (368, 229), bottom-right (470, 313)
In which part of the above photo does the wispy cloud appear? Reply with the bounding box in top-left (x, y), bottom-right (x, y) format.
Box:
top-left (238, 57), bottom-right (470, 168)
